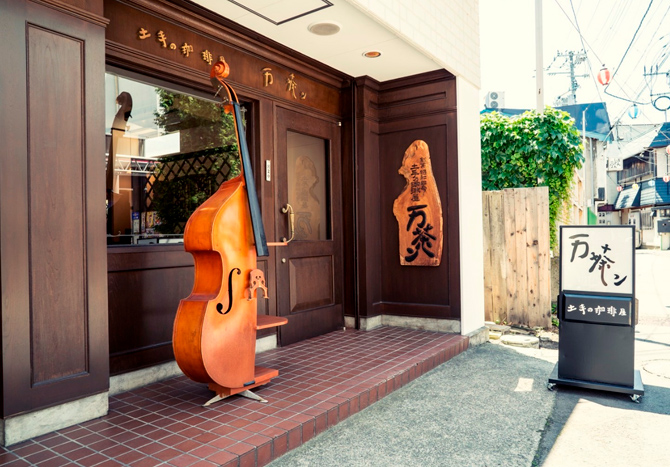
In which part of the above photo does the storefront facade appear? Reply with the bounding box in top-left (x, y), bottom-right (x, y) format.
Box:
top-left (0, 0), bottom-right (484, 444)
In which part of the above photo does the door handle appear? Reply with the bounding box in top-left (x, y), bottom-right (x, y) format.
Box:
top-left (281, 203), bottom-right (295, 243)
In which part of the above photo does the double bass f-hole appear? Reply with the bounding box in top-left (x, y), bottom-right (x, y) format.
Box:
top-left (216, 268), bottom-right (241, 315)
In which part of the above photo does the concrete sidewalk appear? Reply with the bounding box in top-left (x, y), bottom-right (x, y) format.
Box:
top-left (269, 343), bottom-right (557, 467)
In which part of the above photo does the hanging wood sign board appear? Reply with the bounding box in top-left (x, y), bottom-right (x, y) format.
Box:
top-left (393, 140), bottom-right (443, 266)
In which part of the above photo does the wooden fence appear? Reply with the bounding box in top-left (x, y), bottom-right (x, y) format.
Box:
top-left (482, 187), bottom-right (551, 328)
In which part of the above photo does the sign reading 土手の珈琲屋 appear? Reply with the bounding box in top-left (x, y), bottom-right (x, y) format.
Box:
top-left (560, 226), bottom-right (633, 295)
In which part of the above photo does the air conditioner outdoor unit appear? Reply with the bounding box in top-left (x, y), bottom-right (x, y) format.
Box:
top-left (595, 187), bottom-right (605, 201)
top-left (485, 91), bottom-right (505, 109)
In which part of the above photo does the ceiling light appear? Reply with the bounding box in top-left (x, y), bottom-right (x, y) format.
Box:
top-left (307, 21), bottom-right (341, 36)
top-left (363, 51), bottom-right (382, 58)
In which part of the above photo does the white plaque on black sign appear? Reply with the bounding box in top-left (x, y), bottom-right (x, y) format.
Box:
top-left (560, 225), bottom-right (634, 295)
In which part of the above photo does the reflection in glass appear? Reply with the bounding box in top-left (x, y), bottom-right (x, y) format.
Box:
top-left (104, 73), bottom-right (245, 245)
top-left (287, 132), bottom-right (330, 241)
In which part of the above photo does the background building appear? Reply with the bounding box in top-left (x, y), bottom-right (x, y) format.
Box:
top-left (608, 122), bottom-right (670, 249)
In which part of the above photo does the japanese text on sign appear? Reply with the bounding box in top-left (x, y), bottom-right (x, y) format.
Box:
top-left (563, 293), bottom-right (632, 326)
top-left (136, 26), bottom-right (307, 99)
top-left (136, 27), bottom-right (223, 66)
top-left (560, 226), bottom-right (633, 295)
top-left (392, 140), bottom-right (443, 266)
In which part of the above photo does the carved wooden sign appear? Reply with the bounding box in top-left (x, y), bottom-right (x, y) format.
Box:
top-left (393, 140), bottom-right (443, 266)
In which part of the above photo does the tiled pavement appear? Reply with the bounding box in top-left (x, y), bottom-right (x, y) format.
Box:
top-left (1, 327), bottom-right (469, 467)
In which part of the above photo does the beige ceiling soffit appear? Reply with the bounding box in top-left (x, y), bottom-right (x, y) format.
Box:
top-left (227, 0), bottom-right (333, 25)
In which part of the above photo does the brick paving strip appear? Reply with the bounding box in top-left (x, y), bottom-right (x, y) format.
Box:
top-left (0, 327), bottom-right (468, 467)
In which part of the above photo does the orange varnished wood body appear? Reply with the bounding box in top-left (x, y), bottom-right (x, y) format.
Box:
top-left (173, 178), bottom-right (258, 388)
top-left (172, 60), bottom-right (286, 398)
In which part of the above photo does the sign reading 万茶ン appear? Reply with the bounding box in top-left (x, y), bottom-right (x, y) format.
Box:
top-left (550, 225), bottom-right (642, 398)
top-left (560, 226), bottom-right (633, 295)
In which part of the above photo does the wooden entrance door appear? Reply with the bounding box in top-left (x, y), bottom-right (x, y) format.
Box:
top-left (275, 108), bottom-right (344, 345)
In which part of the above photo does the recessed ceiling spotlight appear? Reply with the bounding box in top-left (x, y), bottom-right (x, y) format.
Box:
top-left (363, 51), bottom-right (382, 58)
top-left (307, 21), bottom-right (341, 36)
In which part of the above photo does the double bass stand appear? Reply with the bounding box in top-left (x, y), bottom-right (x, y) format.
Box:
top-left (205, 369), bottom-right (279, 406)
top-left (204, 312), bottom-right (288, 407)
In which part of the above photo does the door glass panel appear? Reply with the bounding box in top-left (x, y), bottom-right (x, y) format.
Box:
top-left (287, 131), bottom-right (330, 241)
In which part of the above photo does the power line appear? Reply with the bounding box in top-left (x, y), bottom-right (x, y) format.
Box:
top-left (552, 0), bottom-right (604, 64)
top-left (552, 0), bottom-right (651, 121)
top-left (603, 0), bottom-right (655, 104)
top-left (569, 0), bottom-right (605, 104)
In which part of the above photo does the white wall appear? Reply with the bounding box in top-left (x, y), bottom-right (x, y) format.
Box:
top-left (456, 77), bottom-right (486, 335)
top-left (346, 0), bottom-right (481, 88)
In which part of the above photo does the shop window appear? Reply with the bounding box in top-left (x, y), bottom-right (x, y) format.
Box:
top-left (105, 73), bottom-right (245, 245)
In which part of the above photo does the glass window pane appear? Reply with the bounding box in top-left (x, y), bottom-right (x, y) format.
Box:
top-left (105, 73), bottom-right (243, 245)
top-left (287, 131), bottom-right (330, 241)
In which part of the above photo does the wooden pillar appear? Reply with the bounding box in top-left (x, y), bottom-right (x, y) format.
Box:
top-left (0, 0), bottom-right (109, 445)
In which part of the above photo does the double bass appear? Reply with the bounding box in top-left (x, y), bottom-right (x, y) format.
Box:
top-left (172, 59), bottom-right (287, 406)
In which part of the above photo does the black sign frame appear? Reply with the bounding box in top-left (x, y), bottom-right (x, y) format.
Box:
top-left (549, 225), bottom-right (643, 400)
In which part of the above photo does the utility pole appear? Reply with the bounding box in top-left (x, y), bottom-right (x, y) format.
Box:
top-left (535, 0), bottom-right (544, 112)
top-left (548, 50), bottom-right (588, 106)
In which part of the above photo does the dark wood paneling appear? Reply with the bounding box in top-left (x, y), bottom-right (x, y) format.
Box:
top-left (28, 25), bottom-right (87, 384)
top-left (353, 79), bottom-right (382, 317)
top-left (58, 0), bottom-right (104, 16)
top-left (379, 125), bottom-right (451, 306)
top-left (255, 98), bottom-right (283, 338)
top-left (288, 256), bottom-right (334, 313)
top-left (107, 253), bottom-right (194, 374)
top-left (340, 83), bottom-right (357, 320)
top-left (34, 0), bottom-right (107, 26)
top-left (355, 71), bottom-right (460, 322)
top-left (0, 0), bottom-right (108, 416)
top-left (107, 246), bottom-right (193, 271)
top-left (275, 108), bottom-right (344, 345)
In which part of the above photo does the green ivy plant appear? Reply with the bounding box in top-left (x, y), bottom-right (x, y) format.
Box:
top-left (481, 107), bottom-right (584, 249)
